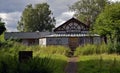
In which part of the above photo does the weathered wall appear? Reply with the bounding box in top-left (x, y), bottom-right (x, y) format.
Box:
top-left (39, 36), bottom-right (101, 47)
top-left (22, 39), bottom-right (39, 45)
top-left (46, 37), bottom-right (68, 46)
top-left (93, 37), bottom-right (101, 44)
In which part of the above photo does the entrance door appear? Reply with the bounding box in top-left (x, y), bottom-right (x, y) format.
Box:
top-left (69, 37), bottom-right (79, 51)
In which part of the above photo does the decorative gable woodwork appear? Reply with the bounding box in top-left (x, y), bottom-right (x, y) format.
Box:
top-left (54, 18), bottom-right (89, 34)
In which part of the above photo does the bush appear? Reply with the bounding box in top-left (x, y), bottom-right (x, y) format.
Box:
top-left (108, 42), bottom-right (116, 54)
top-left (107, 42), bottom-right (120, 54)
top-left (115, 42), bottom-right (120, 54)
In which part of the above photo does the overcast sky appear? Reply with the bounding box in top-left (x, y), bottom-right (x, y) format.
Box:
top-left (0, 0), bottom-right (119, 32)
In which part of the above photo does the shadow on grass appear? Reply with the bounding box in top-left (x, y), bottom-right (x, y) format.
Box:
top-left (0, 55), bottom-right (67, 73)
top-left (77, 59), bottom-right (120, 73)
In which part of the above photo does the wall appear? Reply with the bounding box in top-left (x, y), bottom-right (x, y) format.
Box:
top-left (78, 36), bottom-right (101, 45)
top-left (93, 37), bottom-right (101, 44)
top-left (39, 36), bottom-right (101, 47)
top-left (46, 37), bottom-right (68, 46)
top-left (39, 38), bottom-right (47, 46)
top-left (22, 39), bottom-right (39, 46)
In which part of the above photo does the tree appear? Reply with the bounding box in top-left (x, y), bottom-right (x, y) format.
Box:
top-left (70, 0), bottom-right (108, 26)
top-left (93, 2), bottom-right (120, 43)
top-left (17, 3), bottom-right (55, 32)
top-left (0, 18), bottom-right (6, 35)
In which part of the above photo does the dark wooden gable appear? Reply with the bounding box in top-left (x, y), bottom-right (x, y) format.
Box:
top-left (54, 18), bottom-right (89, 33)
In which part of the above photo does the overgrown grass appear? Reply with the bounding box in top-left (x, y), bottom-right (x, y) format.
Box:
top-left (0, 40), bottom-right (69, 73)
top-left (0, 54), bottom-right (67, 73)
top-left (74, 44), bottom-right (108, 56)
top-left (77, 54), bottom-right (120, 73)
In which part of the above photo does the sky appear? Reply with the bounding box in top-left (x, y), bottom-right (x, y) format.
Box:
top-left (0, 0), bottom-right (119, 32)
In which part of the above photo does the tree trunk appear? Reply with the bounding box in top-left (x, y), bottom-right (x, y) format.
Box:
top-left (101, 35), bottom-right (107, 44)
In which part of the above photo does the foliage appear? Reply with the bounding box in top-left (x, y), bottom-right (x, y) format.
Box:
top-left (0, 18), bottom-right (6, 35)
top-left (0, 54), bottom-right (67, 73)
top-left (70, 0), bottom-right (108, 25)
top-left (74, 44), bottom-right (108, 56)
top-left (77, 54), bottom-right (120, 73)
top-left (115, 42), bottom-right (120, 54)
top-left (0, 41), bottom-right (68, 73)
top-left (94, 2), bottom-right (120, 44)
top-left (0, 33), bottom-right (5, 42)
top-left (17, 3), bottom-right (55, 32)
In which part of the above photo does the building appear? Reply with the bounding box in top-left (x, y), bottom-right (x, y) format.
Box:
top-left (5, 32), bottom-right (52, 45)
top-left (5, 18), bottom-right (101, 50)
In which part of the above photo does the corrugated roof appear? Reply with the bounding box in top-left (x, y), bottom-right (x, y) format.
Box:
top-left (43, 33), bottom-right (100, 38)
top-left (4, 32), bottom-right (52, 39)
top-left (5, 32), bottom-right (100, 39)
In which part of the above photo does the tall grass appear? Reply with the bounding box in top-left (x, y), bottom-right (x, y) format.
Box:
top-left (29, 45), bottom-right (70, 56)
top-left (0, 55), bottom-right (67, 73)
top-left (77, 54), bottom-right (120, 73)
top-left (0, 41), bottom-right (69, 73)
top-left (74, 44), bottom-right (108, 56)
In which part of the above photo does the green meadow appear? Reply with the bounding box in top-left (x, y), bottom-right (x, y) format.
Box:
top-left (77, 54), bottom-right (120, 73)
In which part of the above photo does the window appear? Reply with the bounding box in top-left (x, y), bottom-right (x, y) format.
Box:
top-left (56, 39), bottom-right (61, 45)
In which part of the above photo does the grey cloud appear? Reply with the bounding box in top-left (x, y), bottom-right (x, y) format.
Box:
top-left (0, 0), bottom-right (46, 13)
top-left (0, 12), bottom-right (21, 32)
top-left (47, 0), bottom-right (77, 16)
top-left (0, 0), bottom-right (26, 12)
top-left (0, 0), bottom-right (77, 17)
top-left (0, 0), bottom-right (78, 31)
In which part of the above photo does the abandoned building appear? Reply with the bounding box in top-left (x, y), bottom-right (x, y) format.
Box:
top-left (5, 18), bottom-right (101, 50)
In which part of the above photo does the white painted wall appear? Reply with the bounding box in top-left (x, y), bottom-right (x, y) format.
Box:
top-left (39, 38), bottom-right (47, 46)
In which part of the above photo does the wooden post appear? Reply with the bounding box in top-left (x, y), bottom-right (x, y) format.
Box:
top-left (19, 51), bottom-right (33, 62)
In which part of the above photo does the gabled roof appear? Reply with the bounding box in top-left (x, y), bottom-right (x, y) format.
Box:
top-left (54, 18), bottom-right (89, 32)
top-left (4, 32), bottom-right (52, 39)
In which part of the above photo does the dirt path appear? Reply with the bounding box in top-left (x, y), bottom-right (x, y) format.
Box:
top-left (65, 57), bottom-right (78, 73)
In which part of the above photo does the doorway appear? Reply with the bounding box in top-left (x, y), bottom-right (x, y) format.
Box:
top-left (69, 37), bottom-right (79, 51)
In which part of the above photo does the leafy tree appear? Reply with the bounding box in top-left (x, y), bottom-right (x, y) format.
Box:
top-left (93, 2), bottom-right (120, 43)
top-left (17, 3), bottom-right (55, 32)
top-left (0, 18), bottom-right (6, 35)
top-left (70, 0), bottom-right (108, 26)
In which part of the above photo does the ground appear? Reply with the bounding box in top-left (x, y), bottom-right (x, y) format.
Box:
top-left (65, 57), bottom-right (78, 73)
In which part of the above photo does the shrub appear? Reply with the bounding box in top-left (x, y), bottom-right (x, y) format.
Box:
top-left (115, 42), bottom-right (120, 54)
top-left (107, 42), bottom-right (120, 54)
top-left (108, 42), bottom-right (116, 54)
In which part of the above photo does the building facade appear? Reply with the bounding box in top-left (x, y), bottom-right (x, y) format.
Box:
top-left (39, 18), bottom-right (101, 50)
top-left (5, 18), bottom-right (101, 50)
